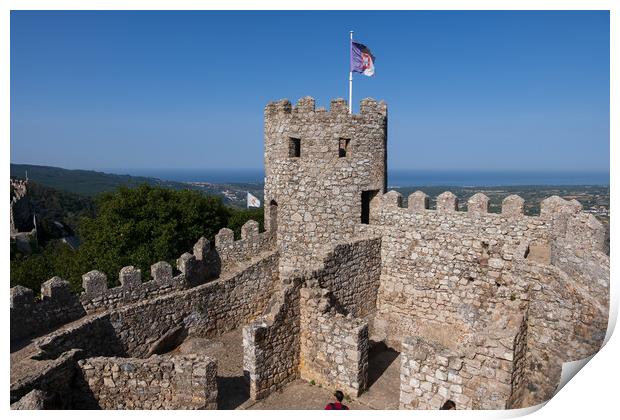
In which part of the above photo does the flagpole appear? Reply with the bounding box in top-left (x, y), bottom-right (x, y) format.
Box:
top-left (349, 30), bottom-right (353, 114)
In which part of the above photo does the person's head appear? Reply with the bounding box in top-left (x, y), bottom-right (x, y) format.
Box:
top-left (440, 400), bottom-right (456, 410)
top-left (334, 390), bottom-right (344, 402)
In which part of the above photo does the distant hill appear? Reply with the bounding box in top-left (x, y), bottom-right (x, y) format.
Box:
top-left (10, 163), bottom-right (265, 208)
top-left (10, 163), bottom-right (182, 196)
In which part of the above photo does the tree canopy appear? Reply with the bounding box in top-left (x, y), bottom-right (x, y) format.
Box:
top-left (10, 184), bottom-right (264, 293)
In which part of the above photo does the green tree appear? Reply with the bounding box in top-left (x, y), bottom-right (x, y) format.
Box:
top-left (10, 184), bottom-right (266, 293)
top-left (77, 184), bottom-right (230, 286)
top-left (10, 240), bottom-right (82, 293)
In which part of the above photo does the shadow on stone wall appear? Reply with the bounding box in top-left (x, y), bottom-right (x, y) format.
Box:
top-left (66, 372), bottom-right (101, 409)
top-left (217, 376), bottom-right (249, 409)
top-left (367, 340), bottom-right (399, 389)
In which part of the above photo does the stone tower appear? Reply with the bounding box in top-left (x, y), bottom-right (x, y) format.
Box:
top-left (263, 96), bottom-right (387, 272)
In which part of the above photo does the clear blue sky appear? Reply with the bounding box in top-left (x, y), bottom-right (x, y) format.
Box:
top-left (10, 10), bottom-right (609, 172)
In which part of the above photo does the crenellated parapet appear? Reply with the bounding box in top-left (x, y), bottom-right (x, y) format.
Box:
top-left (79, 260), bottom-right (185, 313)
top-left (366, 189), bottom-right (607, 305)
top-left (10, 219), bottom-right (273, 343)
top-left (10, 278), bottom-right (85, 343)
top-left (379, 189), bottom-right (533, 217)
top-left (369, 190), bottom-right (544, 250)
top-left (538, 196), bottom-right (609, 307)
top-left (214, 220), bottom-right (274, 272)
top-left (374, 189), bottom-right (606, 255)
top-left (265, 96), bottom-right (387, 120)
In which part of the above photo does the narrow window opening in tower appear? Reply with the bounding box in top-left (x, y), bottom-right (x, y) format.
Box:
top-left (289, 137), bottom-right (301, 158)
top-left (339, 138), bottom-right (350, 158)
top-left (269, 200), bottom-right (278, 233)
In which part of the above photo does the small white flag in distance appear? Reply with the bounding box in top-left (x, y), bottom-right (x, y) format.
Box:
top-left (247, 192), bottom-right (261, 208)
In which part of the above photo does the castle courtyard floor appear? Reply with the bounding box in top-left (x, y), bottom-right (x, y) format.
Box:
top-left (174, 328), bottom-right (401, 410)
top-left (11, 325), bottom-right (401, 410)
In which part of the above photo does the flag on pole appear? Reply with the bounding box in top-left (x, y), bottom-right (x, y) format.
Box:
top-left (351, 41), bottom-right (375, 77)
top-left (247, 192), bottom-right (261, 208)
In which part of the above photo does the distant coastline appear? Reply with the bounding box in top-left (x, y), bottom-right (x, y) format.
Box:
top-left (105, 168), bottom-right (610, 187)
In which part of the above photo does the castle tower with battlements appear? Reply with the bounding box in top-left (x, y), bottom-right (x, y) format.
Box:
top-left (9, 97), bottom-right (609, 411)
top-left (264, 96), bottom-right (387, 272)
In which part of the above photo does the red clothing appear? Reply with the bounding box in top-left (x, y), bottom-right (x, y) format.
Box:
top-left (325, 402), bottom-right (349, 410)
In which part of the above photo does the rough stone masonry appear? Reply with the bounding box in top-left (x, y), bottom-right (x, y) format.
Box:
top-left (10, 97), bottom-right (609, 410)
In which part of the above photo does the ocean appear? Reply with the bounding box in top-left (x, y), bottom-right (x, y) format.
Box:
top-left (110, 168), bottom-right (610, 187)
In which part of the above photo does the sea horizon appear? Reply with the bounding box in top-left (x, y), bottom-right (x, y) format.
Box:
top-left (103, 168), bottom-right (610, 187)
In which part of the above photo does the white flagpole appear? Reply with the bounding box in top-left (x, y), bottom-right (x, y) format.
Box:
top-left (349, 30), bottom-right (353, 114)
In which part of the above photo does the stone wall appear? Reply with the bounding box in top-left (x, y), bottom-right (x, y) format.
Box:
top-left (10, 178), bottom-right (33, 234)
top-left (264, 97), bottom-right (387, 272)
top-left (243, 281), bottom-right (301, 400)
top-left (10, 278), bottom-right (86, 343)
top-left (10, 349), bottom-right (83, 405)
top-left (510, 261), bottom-right (608, 407)
top-left (399, 309), bottom-right (522, 412)
top-left (315, 236), bottom-right (381, 317)
top-left (543, 197), bottom-right (609, 308)
top-left (400, 337), bottom-right (465, 409)
top-left (368, 190), bottom-right (608, 409)
top-left (299, 286), bottom-right (369, 397)
top-left (364, 190), bottom-right (552, 350)
top-left (214, 221), bottom-right (275, 272)
top-left (11, 220), bottom-right (272, 343)
top-left (241, 235), bottom-right (379, 401)
top-left (396, 256), bottom-right (607, 410)
top-left (79, 263), bottom-right (187, 313)
top-left (507, 312), bottom-right (529, 408)
top-left (76, 355), bottom-right (217, 409)
top-left (35, 252), bottom-right (279, 359)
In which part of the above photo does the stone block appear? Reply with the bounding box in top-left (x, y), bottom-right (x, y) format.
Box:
top-left (501, 194), bottom-right (525, 216)
top-left (408, 191), bottom-right (429, 211)
top-left (241, 220), bottom-right (260, 240)
top-left (383, 190), bottom-right (403, 207)
top-left (10, 285), bottom-right (34, 308)
top-left (296, 96), bottom-right (316, 113)
top-left (540, 195), bottom-right (582, 216)
top-left (467, 193), bottom-right (489, 214)
top-left (176, 253), bottom-right (196, 277)
top-left (82, 270), bottom-right (108, 296)
top-left (193, 237), bottom-right (210, 261)
top-left (119, 266), bottom-right (142, 289)
top-left (40, 276), bottom-right (71, 300)
top-left (437, 191), bottom-right (458, 212)
top-left (151, 261), bottom-right (173, 282)
top-left (215, 228), bottom-right (234, 249)
top-left (330, 98), bottom-right (348, 114)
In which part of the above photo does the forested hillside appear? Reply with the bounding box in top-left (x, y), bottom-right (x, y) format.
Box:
top-left (11, 163), bottom-right (173, 196)
top-left (10, 184), bottom-right (264, 293)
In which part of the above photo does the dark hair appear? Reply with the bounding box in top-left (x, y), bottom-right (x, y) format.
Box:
top-left (440, 400), bottom-right (456, 410)
top-left (334, 390), bottom-right (344, 402)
